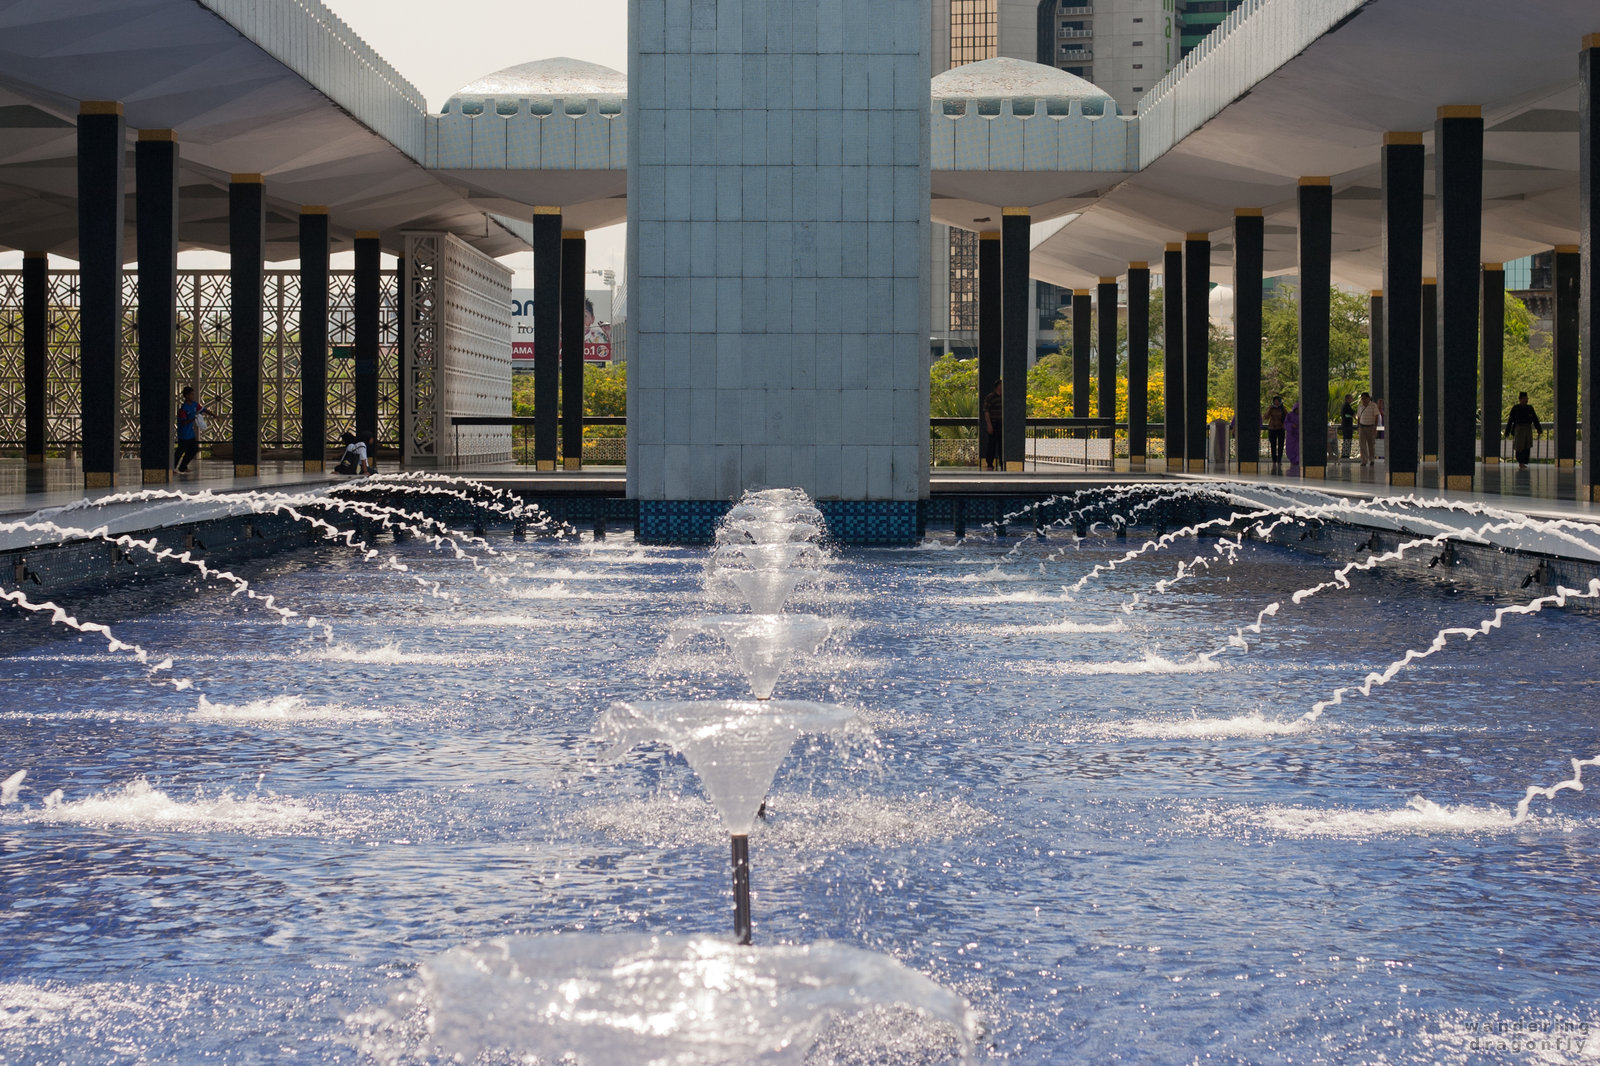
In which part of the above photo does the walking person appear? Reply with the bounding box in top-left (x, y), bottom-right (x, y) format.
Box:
top-left (1504, 392), bottom-right (1542, 470)
top-left (981, 379), bottom-right (1004, 472)
top-left (1356, 391), bottom-right (1381, 466)
top-left (173, 386), bottom-right (207, 474)
top-left (1338, 393), bottom-right (1356, 460)
top-left (1263, 394), bottom-right (1287, 467)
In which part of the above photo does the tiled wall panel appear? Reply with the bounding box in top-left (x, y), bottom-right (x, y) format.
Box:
top-left (628, 0), bottom-right (931, 502)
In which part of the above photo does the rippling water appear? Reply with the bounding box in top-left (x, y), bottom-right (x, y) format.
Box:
top-left (3, 526), bottom-right (1600, 1063)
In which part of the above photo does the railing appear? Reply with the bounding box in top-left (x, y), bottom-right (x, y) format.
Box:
top-left (450, 416), bottom-right (626, 466)
top-left (931, 418), bottom-right (1168, 470)
top-left (1058, 28), bottom-right (1094, 38)
top-left (442, 416), bottom-right (1580, 472)
top-left (1058, 47), bottom-right (1094, 59)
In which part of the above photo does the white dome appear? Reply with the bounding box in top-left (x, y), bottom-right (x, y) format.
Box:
top-left (932, 57), bottom-right (1115, 115)
top-left (445, 57), bottom-right (626, 114)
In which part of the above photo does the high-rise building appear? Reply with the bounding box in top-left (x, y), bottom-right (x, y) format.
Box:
top-left (1177, 0), bottom-right (1248, 58)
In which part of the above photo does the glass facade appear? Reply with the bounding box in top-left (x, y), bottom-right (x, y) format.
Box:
top-left (950, 0), bottom-right (998, 67)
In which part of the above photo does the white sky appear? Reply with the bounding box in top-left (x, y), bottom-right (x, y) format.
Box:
top-left (2, 0), bottom-right (632, 290)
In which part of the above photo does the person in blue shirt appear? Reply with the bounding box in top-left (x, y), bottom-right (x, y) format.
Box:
top-left (174, 387), bottom-right (207, 473)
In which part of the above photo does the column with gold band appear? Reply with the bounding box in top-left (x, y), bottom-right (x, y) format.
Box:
top-left (79, 102), bottom-right (125, 488)
top-left (1555, 245), bottom-right (1580, 469)
top-left (1001, 208), bottom-right (1030, 472)
top-left (230, 173), bottom-right (265, 479)
top-left (1233, 210), bottom-right (1264, 473)
top-left (137, 130), bottom-right (179, 484)
top-left (1126, 262), bottom-right (1150, 470)
top-left (1435, 105), bottom-right (1484, 492)
top-left (354, 232), bottom-right (382, 450)
top-left (300, 208), bottom-right (330, 472)
top-left (978, 232), bottom-right (1001, 468)
top-left (1479, 264), bottom-right (1504, 465)
top-left (1183, 231), bottom-right (1210, 472)
top-left (560, 229), bottom-right (586, 469)
top-left (1584, 35), bottom-right (1600, 497)
top-left (22, 252), bottom-right (46, 467)
top-left (533, 207), bottom-right (562, 471)
top-left (1382, 132), bottom-right (1425, 485)
top-left (1162, 243), bottom-right (1185, 472)
top-left (1072, 288), bottom-right (1091, 419)
top-left (1297, 178), bottom-right (1333, 479)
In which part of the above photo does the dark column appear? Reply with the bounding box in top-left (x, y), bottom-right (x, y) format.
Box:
top-left (23, 253), bottom-right (47, 466)
top-left (1555, 245), bottom-right (1580, 469)
top-left (1297, 177), bottom-right (1332, 478)
top-left (1183, 232), bottom-right (1210, 471)
top-left (395, 255), bottom-right (406, 467)
top-left (136, 130), bottom-right (179, 485)
top-left (299, 209), bottom-right (330, 470)
top-left (1382, 132), bottom-right (1425, 486)
top-left (533, 207), bottom-right (562, 470)
top-left (1071, 290), bottom-right (1091, 417)
top-left (1096, 276), bottom-right (1117, 437)
top-left (1584, 35), bottom-right (1600, 497)
top-left (78, 101), bottom-right (125, 488)
top-left (1480, 264), bottom-right (1504, 466)
top-left (230, 174), bottom-right (264, 477)
top-left (560, 230), bottom-right (587, 469)
top-left (354, 232), bottom-right (381, 448)
top-left (1435, 105), bottom-right (1484, 492)
top-left (977, 231), bottom-right (1001, 465)
top-left (1421, 279), bottom-right (1439, 462)
top-left (1127, 262), bottom-right (1150, 469)
top-left (1001, 207), bottom-right (1030, 471)
top-left (1163, 243), bottom-right (1185, 471)
top-left (1233, 209), bottom-right (1263, 472)
top-left (1368, 291), bottom-right (1385, 402)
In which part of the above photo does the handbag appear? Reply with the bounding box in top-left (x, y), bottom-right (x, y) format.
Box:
top-left (193, 413), bottom-right (207, 434)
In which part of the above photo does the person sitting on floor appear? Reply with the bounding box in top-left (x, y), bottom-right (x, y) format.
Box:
top-left (334, 432), bottom-right (373, 475)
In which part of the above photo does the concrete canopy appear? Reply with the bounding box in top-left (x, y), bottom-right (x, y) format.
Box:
top-left (0, 0), bottom-right (525, 259)
top-left (1030, 0), bottom-right (1594, 290)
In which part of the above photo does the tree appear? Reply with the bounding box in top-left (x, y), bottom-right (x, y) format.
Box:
top-left (1256, 283), bottom-right (1371, 412)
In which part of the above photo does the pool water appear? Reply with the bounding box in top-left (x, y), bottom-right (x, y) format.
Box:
top-left (3, 523), bottom-right (1599, 1064)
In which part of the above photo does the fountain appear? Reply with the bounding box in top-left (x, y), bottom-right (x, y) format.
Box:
top-left (6, 476), bottom-right (1600, 1062)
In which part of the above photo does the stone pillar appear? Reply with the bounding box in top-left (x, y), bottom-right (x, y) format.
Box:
top-left (1002, 207), bottom-right (1030, 472)
top-left (1421, 279), bottom-right (1438, 462)
top-left (1297, 177), bottom-right (1332, 478)
top-left (1382, 131), bottom-right (1425, 486)
top-left (561, 230), bottom-right (587, 469)
top-left (533, 206), bottom-right (561, 471)
top-left (354, 233), bottom-right (382, 448)
top-left (1233, 209), bottom-right (1263, 472)
top-left (1163, 242), bottom-right (1184, 471)
top-left (1071, 289), bottom-right (1091, 418)
top-left (977, 231), bottom-right (1001, 466)
top-left (1368, 291), bottom-right (1385, 402)
top-left (1480, 264), bottom-right (1504, 466)
top-left (629, 0), bottom-right (931, 520)
top-left (133, 161), bottom-right (177, 478)
top-left (1096, 276), bottom-right (1117, 435)
top-left (1435, 105), bottom-right (1484, 492)
top-left (230, 173), bottom-right (265, 478)
top-left (394, 254), bottom-right (406, 466)
top-left (1555, 245), bottom-right (1580, 469)
top-left (299, 208), bottom-right (330, 471)
top-left (22, 253), bottom-right (46, 466)
top-left (135, 130), bottom-right (179, 485)
top-left (1126, 262), bottom-right (1149, 469)
top-left (1584, 35), bottom-right (1600, 496)
top-left (78, 101), bottom-right (125, 488)
top-left (1183, 232), bottom-right (1209, 471)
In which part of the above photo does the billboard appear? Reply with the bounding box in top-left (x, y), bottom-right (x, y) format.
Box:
top-left (511, 289), bottom-right (612, 367)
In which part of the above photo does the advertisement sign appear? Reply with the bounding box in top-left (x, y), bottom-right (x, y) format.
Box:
top-left (510, 288), bottom-right (613, 366)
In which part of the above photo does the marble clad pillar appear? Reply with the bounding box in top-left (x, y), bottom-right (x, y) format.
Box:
top-left (628, 0), bottom-right (931, 514)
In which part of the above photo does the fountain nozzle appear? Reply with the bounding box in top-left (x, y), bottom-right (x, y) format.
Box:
top-left (731, 833), bottom-right (753, 945)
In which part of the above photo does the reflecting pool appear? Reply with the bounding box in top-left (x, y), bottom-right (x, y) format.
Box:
top-left (3, 508), bottom-right (1600, 1063)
